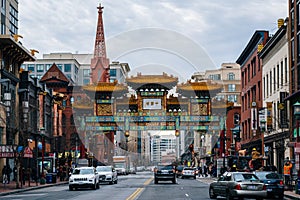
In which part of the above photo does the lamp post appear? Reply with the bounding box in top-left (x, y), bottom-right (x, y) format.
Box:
top-left (39, 127), bottom-right (45, 181)
top-left (260, 119), bottom-right (266, 167)
top-left (293, 101), bottom-right (300, 171)
top-left (124, 131), bottom-right (130, 152)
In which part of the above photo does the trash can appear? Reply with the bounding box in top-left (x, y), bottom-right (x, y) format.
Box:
top-left (46, 174), bottom-right (52, 184)
top-left (52, 173), bottom-right (57, 183)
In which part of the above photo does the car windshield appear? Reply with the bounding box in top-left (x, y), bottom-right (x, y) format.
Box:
top-left (73, 168), bottom-right (94, 175)
top-left (255, 172), bottom-right (281, 179)
top-left (183, 168), bottom-right (194, 170)
top-left (234, 173), bottom-right (259, 181)
top-left (157, 165), bottom-right (173, 170)
top-left (96, 166), bottom-right (111, 172)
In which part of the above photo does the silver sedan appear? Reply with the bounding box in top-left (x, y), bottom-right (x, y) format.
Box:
top-left (209, 171), bottom-right (267, 200)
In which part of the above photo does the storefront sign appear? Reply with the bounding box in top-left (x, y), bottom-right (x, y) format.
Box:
top-left (0, 145), bottom-right (15, 158)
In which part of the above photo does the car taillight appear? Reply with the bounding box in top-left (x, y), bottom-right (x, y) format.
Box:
top-left (263, 185), bottom-right (267, 190)
top-left (235, 184), bottom-right (242, 190)
top-left (279, 180), bottom-right (283, 186)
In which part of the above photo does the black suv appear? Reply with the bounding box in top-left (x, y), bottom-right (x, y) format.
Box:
top-left (154, 165), bottom-right (176, 184)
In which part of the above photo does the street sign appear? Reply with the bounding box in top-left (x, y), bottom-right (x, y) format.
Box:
top-left (23, 146), bottom-right (33, 158)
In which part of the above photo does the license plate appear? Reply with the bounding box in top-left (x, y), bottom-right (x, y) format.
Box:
top-left (162, 170), bottom-right (168, 173)
top-left (267, 189), bottom-right (272, 191)
top-left (248, 185), bottom-right (257, 190)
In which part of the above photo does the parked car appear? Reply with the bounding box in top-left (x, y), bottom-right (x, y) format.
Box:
top-left (209, 171), bottom-right (267, 200)
top-left (175, 165), bottom-right (184, 178)
top-left (253, 171), bottom-right (284, 199)
top-left (129, 167), bottom-right (136, 174)
top-left (154, 165), bottom-right (176, 184)
top-left (181, 167), bottom-right (196, 179)
top-left (69, 167), bottom-right (99, 190)
top-left (96, 165), bottom-right (118, 185)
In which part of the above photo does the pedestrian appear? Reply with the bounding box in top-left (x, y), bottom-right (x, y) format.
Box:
top-left (2, 166), bottom-right (7, 184)
top-left (13, 166), bottom-right (17, 181)
top-left (284, 159), bottom-right (293, 188)
top-left (203, 164), bottom-right (208, 177)
top-left (198, 165), bottom-right (202, 177)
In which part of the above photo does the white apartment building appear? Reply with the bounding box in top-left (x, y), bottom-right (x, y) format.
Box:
top-left (22, 53), bottom-right (130, 85)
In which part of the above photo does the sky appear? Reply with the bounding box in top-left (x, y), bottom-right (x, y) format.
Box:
top-left (19, 1), bottom-right (288, 82)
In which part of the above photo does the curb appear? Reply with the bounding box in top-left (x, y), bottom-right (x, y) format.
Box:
top-left (0, 182), bottom-right (68, 196)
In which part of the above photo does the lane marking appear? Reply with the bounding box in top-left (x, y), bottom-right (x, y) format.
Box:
top-left (126, 177), bottom-right (153, 200)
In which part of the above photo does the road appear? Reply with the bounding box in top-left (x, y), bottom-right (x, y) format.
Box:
top-left (0, 172), bottom-right (294, 200)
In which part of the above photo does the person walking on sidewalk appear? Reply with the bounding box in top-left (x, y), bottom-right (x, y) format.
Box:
top-left (284, 159), bottom-right (293, 189)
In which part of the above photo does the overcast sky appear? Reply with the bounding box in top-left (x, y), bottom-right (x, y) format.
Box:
top-left (19, 1), bottom-right (287, 82)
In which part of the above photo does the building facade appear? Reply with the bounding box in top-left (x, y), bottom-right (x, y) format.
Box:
top-left (1, 0), bottom-right (18, 35)
top-left (259, 21), bottom-right (290, 174)
top-left (236, 30), bottom-right (269, 155)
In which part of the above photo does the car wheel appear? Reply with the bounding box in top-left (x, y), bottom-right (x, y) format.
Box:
top-left (226, 192), bottom-right (233, 200)
top-left (69, 186), bottom-right (73, 191)
top-left (109, 181), bottom-right (114, 185)
top-left (209, 187), bottom-right (217, 199)
top-left (114, 179), bottom-right (118, 184)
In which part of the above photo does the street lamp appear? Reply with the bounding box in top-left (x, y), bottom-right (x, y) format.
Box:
top-left (39, 127), bottom-right (45, 182)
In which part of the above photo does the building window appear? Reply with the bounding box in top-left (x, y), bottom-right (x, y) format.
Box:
top-left (28, 64), bottom-right (35, 72)
top-left (36, 64), bottom-right (44, 72)
top-left (228, 72), bottom-right (235, 80)
top-left (285, 57), bottom-right (288, 84)
top-left (83, 79), bottom-right (90, 85)
top-left (74, 66), bottom-right (79, 74)
top-left (273, 67), bottom-right (276, 92)
top-left (247, 64), bottom-right (250, 82)
top-left (277, 64), bottom-right (280, 89)
top-left (45, 64), bottom-right (52, 70)
top-left (228, 95), bottom-right (237, 102)
top-left (228, 84), bottom-right (236, 92)
top-left (1, 23), bottom-right (5, 34)
top-left (57, 64), bottom-right (63, 71)
top-left (280, 61), bottom-right (284, 87)
top-left (9, 5), bottom-right (18, 35)
top-left (110, 69), bottom-right (117, 77)
top-left (270, 71), bottom-right (272, 94)
top-left (64, 64), bottom-right (72, 72)
top-left (83, 69), bottom-right (90, 77)
top-left (208, 74), bottom-right (221, 80)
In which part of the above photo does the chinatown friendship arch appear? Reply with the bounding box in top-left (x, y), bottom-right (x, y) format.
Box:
top-left (71, 73), bottom-right (230, 165)
top-left (67, 4), bottom-right (230, 166)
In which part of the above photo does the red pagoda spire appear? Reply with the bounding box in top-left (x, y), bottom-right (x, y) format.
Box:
top-left (94, 3), bottom-right (107, 58)
top-left (90, 3), bottom-right (110, 83)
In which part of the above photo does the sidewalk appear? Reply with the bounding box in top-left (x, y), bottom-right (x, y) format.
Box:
top-left (196, 176), bottom-right (300, 199)
top-left (0, 179), bottom-right (67, 196)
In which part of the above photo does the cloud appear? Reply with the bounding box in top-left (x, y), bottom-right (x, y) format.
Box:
top-left (19, 0), bottom-right (287, 77)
